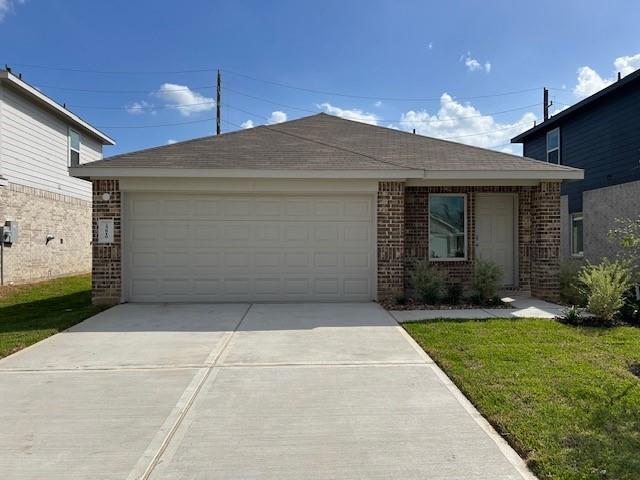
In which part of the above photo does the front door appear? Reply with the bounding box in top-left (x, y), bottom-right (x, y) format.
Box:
top-left (476, 194), bottom-right (515, 286)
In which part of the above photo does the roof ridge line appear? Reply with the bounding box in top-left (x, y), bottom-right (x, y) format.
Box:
top-left (262, 122), bottom-right (417, 171)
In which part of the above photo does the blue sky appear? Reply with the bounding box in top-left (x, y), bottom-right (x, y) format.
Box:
top-left (1, 0), bottom-right (638, 156)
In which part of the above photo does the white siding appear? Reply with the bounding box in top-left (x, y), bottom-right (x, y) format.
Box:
top-left (0, 84), bottom-right (102, 200)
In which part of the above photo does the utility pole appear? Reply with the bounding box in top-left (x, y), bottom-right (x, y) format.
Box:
top-left (543, 87), bottom-right (551, 122)
top-left (216, 70), bottom-right (221, 135)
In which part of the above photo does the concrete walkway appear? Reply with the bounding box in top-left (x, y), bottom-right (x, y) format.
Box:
top-left (0, 303), bottom-right (535, 479)
top-left (391, 295), bottom-right (564, 322)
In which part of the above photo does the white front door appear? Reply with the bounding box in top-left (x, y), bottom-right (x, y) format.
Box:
top-left (123, 193), bottom-right (375, 302)
top-left (476, 194), bottom-right (516, 286)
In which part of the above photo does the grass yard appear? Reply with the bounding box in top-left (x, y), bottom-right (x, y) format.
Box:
top-left (404, 318), bottom-right (640, 480)
top-left (0, 274), bottom-right (104, 358)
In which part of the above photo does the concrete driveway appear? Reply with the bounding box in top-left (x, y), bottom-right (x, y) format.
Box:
top-left (0, 303), bottom-right (533, 479)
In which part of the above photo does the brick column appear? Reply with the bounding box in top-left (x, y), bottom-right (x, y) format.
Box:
top-left (92, 180), bottom-right (121, 305)
top-left (377, 181), bottom-right (405, 300)
top-left (530, 181), bottom-right (561, 301)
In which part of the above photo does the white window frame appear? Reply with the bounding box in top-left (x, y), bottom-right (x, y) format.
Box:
top-left (68, 128), bottom-right (80, 167)
top-left (428, 193), bottom-right (468, 262)
top-left (546, 127), bottom-right (560, 164)
top-left (571, 212), bottom-right (584, 257)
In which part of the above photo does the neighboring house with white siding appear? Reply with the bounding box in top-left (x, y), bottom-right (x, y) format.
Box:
top-left (0, 69), bottom-right (115, 285)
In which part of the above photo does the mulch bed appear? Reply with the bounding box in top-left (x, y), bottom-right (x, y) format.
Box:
top-left (379, 299), bottom-right (513, 311)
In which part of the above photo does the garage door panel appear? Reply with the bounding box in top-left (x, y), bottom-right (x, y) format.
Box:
top-left (125, 194), bottom-right (374, 302)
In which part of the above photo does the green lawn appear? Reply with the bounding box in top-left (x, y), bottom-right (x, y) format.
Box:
top-left (404, 318), bottom-right (640, 480)
top-left (0, 274), bottom-right (104, 358)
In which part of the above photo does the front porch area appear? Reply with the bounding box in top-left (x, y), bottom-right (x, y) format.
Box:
top-left (377, 181), bottom-right (562, 303)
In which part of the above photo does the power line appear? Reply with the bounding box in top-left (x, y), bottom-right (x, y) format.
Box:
top-left (5, 62), bottom-right (547, 101)
top-left (32, 83), bottom-right (217, 94)
top-left (4, 62), bottom-right (218, 75)
top-left (223, 103), bottom-right (536, 140)
top-left (96, 117), bottom-right (216, 129)
top-left (65, 93), bottom-right (540, 126)
top-left (222, 69), bottom-right (544, 102)
top-left (225, 86), bottom-right (541, 123)
top-left (68, 100), bottom-right (216, 111)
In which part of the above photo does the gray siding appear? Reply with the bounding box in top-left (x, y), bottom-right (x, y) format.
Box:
top-left (583, 180), bottom-right (640, 262)
top-left (0, 84), bottom-right (102, 200)
top-left (520, 79), bottom-right (640, 214)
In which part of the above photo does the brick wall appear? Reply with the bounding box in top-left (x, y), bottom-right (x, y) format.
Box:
top-left (0, 183), bottom-right (91, 284)
top-left (92, 180), bottom-right (121, 305)
top-left (377, 181), bottom-right (405, 300)
top-left (530, 181), bottom-right (561, 301)
top-left (378, 183), bottom-right (560, 302)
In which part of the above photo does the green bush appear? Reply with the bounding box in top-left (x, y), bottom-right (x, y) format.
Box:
top-left (619, 287), bottom-right (640, 326)
top-left (411, 260), bottom-right (445, 304)
top-left (445, 284), bottom-right (464, 305)
top-left (578, 259), bottom-right (633, 324)
top-left (473, 259), bottom-right (503, 304)
top-left (559, 305), bottom-right (583, 325)
top-left (559, 259), bottom-right (586, 306)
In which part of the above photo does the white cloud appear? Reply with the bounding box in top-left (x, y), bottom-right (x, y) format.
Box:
top-left (167, 139), bottom-right (177, 145)
top-left (374, 100), bottom-right (382, 107)
top-left (399, 93), bottom-right (536, 151)
top-left (267, 111), bottom-right (287, 124)
top-left (573, 53), bottom-right (640, 98)
top-left (154, 83), bottom-right (215, 116)
top-left (428, 42), bottom-right (434, 50)
top-left (125, 100), bottom-right (154, 115)
top-left (465, 57), bottom-right (482, 71)
top-left (317, 103), bottom-right (379, 125)
top-left (573, 66), bottom-right (612, 98)
top-left (240, 119), bottom-right (254, 129)
top-left (0, 0), bottom-right (25, 22)
top-left (463, 53), bottom-right (491, 73)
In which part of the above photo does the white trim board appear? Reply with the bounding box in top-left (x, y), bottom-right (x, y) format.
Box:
top-left (118, 177), bottom-right (380, 193)
top-left (0, 71), bottom-right (115, 146)
top-left (70, 167), bottom-right (583, 181)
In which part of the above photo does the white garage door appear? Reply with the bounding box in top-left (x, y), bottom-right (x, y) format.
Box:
top-left (123, 193), bottom-right (375, 302)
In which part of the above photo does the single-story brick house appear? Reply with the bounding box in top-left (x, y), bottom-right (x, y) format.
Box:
top-left (70, 113), bottom-right (583, 305)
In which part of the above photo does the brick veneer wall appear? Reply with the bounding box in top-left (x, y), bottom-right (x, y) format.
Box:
top-left (0, 183), bottom-right (91, 284)
top-left (92, 180), bottom-right (121, 305)
top-left (530, 181), bottom-right (561, 301)
top-left (378, 182), bottom-right (561, 302)
top-left (377, 181), bottom-right (405, 299)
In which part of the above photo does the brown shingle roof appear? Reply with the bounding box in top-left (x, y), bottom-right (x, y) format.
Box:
top-left (77, 113), bottom-right (580, 173)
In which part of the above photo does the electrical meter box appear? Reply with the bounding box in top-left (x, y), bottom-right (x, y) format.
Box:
top-left (2, 220), bottom-right (18, 244)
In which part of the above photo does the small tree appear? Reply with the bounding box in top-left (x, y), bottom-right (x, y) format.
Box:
top-left (609, 216), bottom-right (640, 280)
top-left (577, 259), bottom-right (633, 324)
top-left (411, 260), bottom-right (445, 304)
top-left (473, 259), bottom-right (503, 304)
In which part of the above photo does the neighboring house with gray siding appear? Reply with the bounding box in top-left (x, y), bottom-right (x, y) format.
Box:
top-left (512, 68), bottom-right (640, 262)
top-left (0, 69), bottom-right (115, 285)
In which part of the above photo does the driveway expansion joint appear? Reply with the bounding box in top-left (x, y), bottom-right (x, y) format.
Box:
top-left (130, 303), bottom-right (253, 480)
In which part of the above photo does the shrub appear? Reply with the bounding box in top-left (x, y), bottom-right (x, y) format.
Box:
top-left (619, 287), bottom-right (640, 326)
top-left (393, 293), bottom-right (408, 306)
top-left (473, 259), bottom-right (503, 304)
top-left (578, 259), bottom-right (633, 324)
top-left (559, 259), bottom-right (586, 306)
top-left (559, 305), bottom-right (583, 325)
top-left (411, 260), bottom-right (445, 304)
top-left (445, 284), bottom-right (464, 305)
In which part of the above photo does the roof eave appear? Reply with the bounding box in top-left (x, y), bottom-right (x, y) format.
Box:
top-left (512, 69), bottom-right (640, 143)
top-left (0, 70), bottom-right (116, 146)
top-left (69, 166), bottom-right (583, 182)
